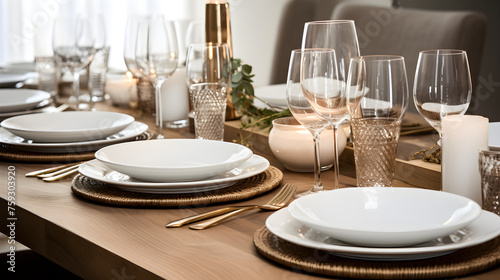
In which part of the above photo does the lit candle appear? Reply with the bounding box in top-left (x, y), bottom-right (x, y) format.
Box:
top-left (105, 72), bottom-right (138, 107)
top-left (442, 115), bottom-right (489, 205)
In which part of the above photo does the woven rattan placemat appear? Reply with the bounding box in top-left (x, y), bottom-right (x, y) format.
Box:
top-left (71, 166), bottom-right (283, 207)
top-left (0, 133), bottom-right (149, 163)
top-left (254, 226), bottom-right (500, 279)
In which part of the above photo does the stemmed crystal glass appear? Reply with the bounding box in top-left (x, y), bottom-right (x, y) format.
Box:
top-left (124, 16), bottom-right (147, 78)
top-left (53, 16), bottom-right (95, 111)
top-left (301, 20), bottom-right (360, 189)
top-left (135, 16), bottom-right (178, 139)
top-left (287, 49), bottom-right (333, 197)
top-left (347, 56), bottom-right (409, 187)
top-left (185, 43), bottom-right (231, 141)
top-left (413, 49), bottom-right (472, 142)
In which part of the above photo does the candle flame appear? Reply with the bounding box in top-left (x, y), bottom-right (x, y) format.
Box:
top-left (125, 71), bottom-right (133, 79)
top-left (207, 0), bottom-right (226, 4)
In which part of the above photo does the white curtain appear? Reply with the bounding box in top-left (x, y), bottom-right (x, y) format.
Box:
top-left (0, 0), bottom-right (204, 70)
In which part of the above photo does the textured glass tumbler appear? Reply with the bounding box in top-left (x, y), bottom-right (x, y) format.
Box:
top-left (89, 46), bottom-right (110, 102)
top-left (479, 150), bottom-right (500, 215)
top-left (35, 56), bottom-right (58, 97)
top-left (351, 118), bottom-right (401, 187)
top-left (189, 82), bottom-right (227, 141)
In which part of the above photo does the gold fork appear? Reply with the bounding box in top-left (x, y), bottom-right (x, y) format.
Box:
top-left (188, 183), bottom-right (296, 230)
top-left (166, 184), bottom-right (296, 228)
top-left (25, 161), bottom-right (84, 182)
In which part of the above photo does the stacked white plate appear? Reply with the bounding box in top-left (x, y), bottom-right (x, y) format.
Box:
top-left (0, 89), bottom-right (54, 119)
top-left (0, 111), bottom-right (147, 153)
top-left (266, 187), bottom-right (500, 261)
top-left (78, 139), bottom-right (269, 194)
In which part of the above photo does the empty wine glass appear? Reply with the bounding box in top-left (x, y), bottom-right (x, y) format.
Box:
top-left (287, 49), bottom-right (332, 197)
top-left (53, 16), bottom-right (95, 111)
top-left (185, 43), bottom-right (231, 141)
top-left (300, 48), bottom-right (346, 189)
top-left (124, 16), bottom-right (148, 78)
top-left (135, 16), bottom-right (178, 139)
top-left (301, 20), bottom-right (360, 188)
top-left (413, 49), bottom-right (472, 142)
top-left (347, 56), bottom-right (409, 187)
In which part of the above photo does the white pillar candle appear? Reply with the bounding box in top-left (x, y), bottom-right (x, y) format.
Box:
top-left (105, 73), bottom-right (138, 107)
top-left (442, 115), bottom-right (489, 205)
top-left (161, 67), bottom-right (189, 122)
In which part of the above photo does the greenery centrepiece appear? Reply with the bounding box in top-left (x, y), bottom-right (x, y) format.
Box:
top-left (230, 58), bottom-right (291, 134)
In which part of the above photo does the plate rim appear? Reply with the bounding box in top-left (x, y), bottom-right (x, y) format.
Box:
top-left (78, 154), bottom-right (270, 189)
top-left (266, 208), bottom-right (500, 256)
top-left (0, 89), bottom-right (51, 113)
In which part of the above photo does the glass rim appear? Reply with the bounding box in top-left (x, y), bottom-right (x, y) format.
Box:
top-left (419, 49), bottom-right (467, 55)
top-left (479, 149), bottom-right (500, 156)
top-left (351, 55), bottom-right (405, 62)
top-left (305, 20), bottom-right (355, 25)
top-left (291, 48), bottom-right (335, 54)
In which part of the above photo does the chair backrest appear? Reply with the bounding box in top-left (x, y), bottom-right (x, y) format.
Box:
top-left (332, 2), bottom-right (487, 112)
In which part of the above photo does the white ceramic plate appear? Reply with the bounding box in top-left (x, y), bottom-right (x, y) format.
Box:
top-left (266, 208), bottom-right (500, 261)
top-left (0, 89), bottom-right (51, 113)
top-left (95, 139), bottom-right (253, 182)
top-left (1, 111), bottom-right (135, 142)
top-left (79, 155), bottom-right (269, 193)
top-left (255, 84), bottom-right (287, 107)
top-left (0, 121), bottom-right (148, 153)
top-left (0, 99), bottom-right (53, 120)
top-left (288, 187), bottom-right (482, 247)
top-left (489, 122), bottom-right (500, 151)
top-left (0, 73), bottom-right (32, 87)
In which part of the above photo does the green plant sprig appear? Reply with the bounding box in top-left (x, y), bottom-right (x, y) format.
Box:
top-left (230, 58), bottom-right (291, 131)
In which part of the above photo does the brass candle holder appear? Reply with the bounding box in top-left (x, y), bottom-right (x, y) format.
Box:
top-left (205, 0), bottom-right (239, 120)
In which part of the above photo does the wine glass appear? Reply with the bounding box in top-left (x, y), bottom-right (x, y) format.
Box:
top-left (301, 20), bottom-right (360, 189)
top-left (185, 43), bottom-right (231, 141)
top-left (300, 48), bottom-right (346, 189)
top-left (346, 55), bottom-right (409, 187)
top-left (413, 49), bottom-right (472, 142)
top-left (53, 16), bottom-right (95, 111)
top-left (286, 49), bottom-right (332, 197)
top-left (135, 16), bottom-right (178, 139)
top-left (124, 16), bottom-right (148, 78)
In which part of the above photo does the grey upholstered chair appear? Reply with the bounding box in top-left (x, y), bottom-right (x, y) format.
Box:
top-left (332, 2), bottom-right (487, 113)
top-left (270, 2), bottom-right (487, 113)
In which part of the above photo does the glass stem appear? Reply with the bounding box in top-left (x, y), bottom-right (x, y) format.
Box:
top-left (312, 132), bottom-right (323, 192)
top-left (71, 69), bottom-right (81, 111)
top-left (154, 78), bottom-right (166, 139)
top-left (332, 125), bottom-right (340, 189)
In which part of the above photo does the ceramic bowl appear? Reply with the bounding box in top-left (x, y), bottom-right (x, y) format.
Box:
top-left (268, 117), bottom-right (346, 172)
top-left (288, 187), bottom-right (482, 247)
top-left (95, 139), bottom-right (253, 182)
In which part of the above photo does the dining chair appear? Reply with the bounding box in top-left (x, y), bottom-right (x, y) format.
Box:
top-left (331, 2), bottom-right (487, 113)
top-left (269, 1), bottom-right (487, 113)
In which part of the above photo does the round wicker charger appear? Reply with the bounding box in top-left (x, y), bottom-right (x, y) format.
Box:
top-left (254, 227), bottom-right (500, 279)
top-left (0, 133), bottom-right (149, 163)
top-left (71, 166), bottom-right (283, 207)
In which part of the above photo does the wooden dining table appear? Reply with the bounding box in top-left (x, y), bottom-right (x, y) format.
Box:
top-left (1, 101), bottom-right (499, 279)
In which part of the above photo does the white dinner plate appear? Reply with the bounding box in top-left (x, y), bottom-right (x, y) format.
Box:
top-left (288, 187), bottom-right (481, 247)
top-left (0, 73), bottom-right (32, 88)
top-left (489, 122), bottom-right (500, 151)
top-left (266, 209), bottom-right (500, 261)
top-left (78, 155), bottom-right (270, 194)
top-left (1, 111), bottom-right (135, 142)
top-left (0, 89), bottom-right (51, 113)
top-left (255, 84), bottom-right (287, 107)
top-left (0, 121), bottom-right (148, 153)
top-left (0, 99), bottom-right (53, 120)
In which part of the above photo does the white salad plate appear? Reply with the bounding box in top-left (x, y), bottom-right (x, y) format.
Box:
top-left (255, 84), bottom-right (287, 107)
top-left (266, 208), bottom-right (500, 261)
top-left (0, 89), bottom-right (51, 113)
top-left (0, 121), bottom-right (148, 153)
top-left (489, 122), bottom-right (500, 151)
top-left (0, 73), bottom-right (32, 88)
top-left (95, 139), bottom-right (253, 182)
top-left (288, 187), bottom-right (482, 247)
top-left (1, 111), bottom-right (135, 142)
top-left (78, 155), bottom-right (269, 194)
